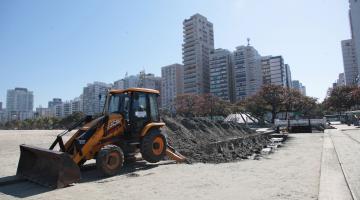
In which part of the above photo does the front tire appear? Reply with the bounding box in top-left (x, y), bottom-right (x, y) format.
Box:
top-left (96, 145), bottom-right (124, 176)
top-left (141, 129), bottom-right (167, 163)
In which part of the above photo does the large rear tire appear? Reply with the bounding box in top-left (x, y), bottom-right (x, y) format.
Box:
top-left (141, 129), bottom-right (166, 163)
top-left (96, 145), bottom-right (124, 176)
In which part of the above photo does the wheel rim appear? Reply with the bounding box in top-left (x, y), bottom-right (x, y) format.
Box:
top-left (152, 136), bottom-right (165, 156)
top-left (106, 152), bottom-right (120, 170)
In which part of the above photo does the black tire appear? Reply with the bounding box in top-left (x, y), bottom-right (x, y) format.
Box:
top-left (96, 145), bottom-right (124, 176)
top-left (141, 129), bottom-right (167, 163)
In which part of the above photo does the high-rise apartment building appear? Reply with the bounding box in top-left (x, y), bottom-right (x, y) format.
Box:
top-left (138, 71), bottom-right (162, 91)
top-left (209, 49), bottom-right (234, 102)
top-left (337, 73), bottom-right (346, 86)
top-left (0, 102), bottom-right (4, 122)
top-left (35, 107), bottom-right (52, 118)
top-left (48, 98), bottom-right (63, 117)
top-left (350, 0), bottom-right (360, 75)
top-left (115, 72), bottom-right (162, 91)
top-left (341, 39), bottom-right (358, 85)
top-left (292, 80), bottom-right (301, 90)
top-left (82, 82), bottom-right (112, 115)
top-left (292, 80), bottom-right (306, 96)
top-left (123, 75), bottom-right (139, 89)
top-left (161, 64), bottom-right (184, 110)
top-left (6, 88), bottom-right (34, 120)
top-left (62, 101), bottom-right (72, 117)
top-left (183, 14), bottom-right (214, 94)
top-left (262, 56), bottom-right (287, 87)
top-left (300, 85), bottom-right (306, 96)
top-left (233, 45), bottom-right (262, 101)
top-left (6, 88), bottom-right (33, 112)
top-left (113, 79), bottom-right (125, 89)
top-left (52, 104), bottom-right (62, 117)
top-left (71, 97), bottom-right (83, 113)
top-left (0, 110), bottom-right (5, 122)
top-left (341, 1), bottom-right (360, 85)
top-left (49, 96), bottom-right (83, 118)
top-left (48, 98), bottom-right (62, 108)
top-left (285, 64), bottom-right (292, 88)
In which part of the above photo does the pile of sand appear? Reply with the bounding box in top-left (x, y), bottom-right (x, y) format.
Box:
top-left (162, 117), bottom-right (270, 163)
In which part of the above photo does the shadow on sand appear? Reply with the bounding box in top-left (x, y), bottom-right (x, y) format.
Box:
top-left (0, 161), bottom-right (175, 198)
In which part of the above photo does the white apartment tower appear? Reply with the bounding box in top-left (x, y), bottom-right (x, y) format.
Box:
top-left (62, 101), bottom-right (72, 117)
top-left (82, 82), bottom-right (112, 115)
top-left (183, 14), bottom-right (214, 94)
top-left (35, 107), bottom-right (52, 118)
top-left (342, 39), bottom-right (358, 85)
top-left (6, 88), bottom-right (34, 120)
top-left (6, 88), bottom-right (33, 112)
top-left (233, 45), bottom-right (262, 101)
top-left (341, 0), bottom-right (360, 85)
top-left (209, 49), bottom-right (234, 102)
top-left (123, 75), bottom-right (139, 89)
top-left (262, 56), bottom-right (287, 87)
top-left (71, 97), bottom-right (83, 113)
top-left (138, 71), bottom-right (162, 91)
top-left (113, 79), bottom-right (125, 89)
top-left (161, 64), bottom-right (184, 110)
top-left (350, 0), bottom-right (360, 75)
top-left (337, 73), bottom-right (346, 86)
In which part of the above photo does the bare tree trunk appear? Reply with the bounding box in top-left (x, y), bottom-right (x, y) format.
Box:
top-left (271, 110), bottom-right (276, 124)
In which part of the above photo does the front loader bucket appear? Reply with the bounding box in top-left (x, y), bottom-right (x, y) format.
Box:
top-left (16, 144), bottom-right (80, 188)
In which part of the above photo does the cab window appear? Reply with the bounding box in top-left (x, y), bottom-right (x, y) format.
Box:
top-left (109, 94), bottom-right (130, 120)
top-left (120, 94), bottom-right (130, 120)
top-left (109, 95), bottom-right (120, 113)
top-left (149, 94), bottom-right (159, 121)
top-left (132, 93), bottom-right (147, 118)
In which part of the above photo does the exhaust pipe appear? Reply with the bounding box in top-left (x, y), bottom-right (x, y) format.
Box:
top-left (16, 144), bottom-right (80, 188)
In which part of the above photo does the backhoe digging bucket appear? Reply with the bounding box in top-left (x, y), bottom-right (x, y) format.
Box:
top-left (16, 144), bottom-right (81, 188)
top-left (166, 144), bottom-right (188, 163)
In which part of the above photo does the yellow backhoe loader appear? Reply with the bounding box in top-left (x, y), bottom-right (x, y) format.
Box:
top-left (16, 88), bottom-right (186, 188)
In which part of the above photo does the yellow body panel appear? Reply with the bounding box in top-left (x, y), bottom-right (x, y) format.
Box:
top-left (71, 114), bottom-right (125, 164)
top-left (140, 122), bottom-right (165, 137)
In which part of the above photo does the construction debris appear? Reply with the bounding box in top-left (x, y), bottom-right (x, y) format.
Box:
top-left (162, 117), bottom-right (272, 163)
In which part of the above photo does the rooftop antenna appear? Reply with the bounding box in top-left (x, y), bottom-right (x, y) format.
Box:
top-left (247, 38), bottom-right (250, 46)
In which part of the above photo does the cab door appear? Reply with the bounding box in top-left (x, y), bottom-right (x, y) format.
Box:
top-left (130, 92), bottom-right (150, 138)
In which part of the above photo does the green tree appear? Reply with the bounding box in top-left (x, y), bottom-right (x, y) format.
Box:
top-left (259, 85), bottom-right (285, 123)
top-left (174, 94), bottom-right (198, 117)
top-left (324, 86), bottom-right (356, 113)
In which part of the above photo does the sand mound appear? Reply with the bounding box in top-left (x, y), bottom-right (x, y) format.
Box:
top-left (162, 117), bottom-right (270, 163)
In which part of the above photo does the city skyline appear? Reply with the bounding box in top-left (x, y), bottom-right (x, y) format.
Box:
top-left (0, 0), bottom-right (350, 107)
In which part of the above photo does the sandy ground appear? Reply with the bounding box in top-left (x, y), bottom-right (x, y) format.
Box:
top-left (0, 130), bottom-right (323, 200)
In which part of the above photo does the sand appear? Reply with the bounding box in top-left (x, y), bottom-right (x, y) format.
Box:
top-left (0, 130), bottom-right (323, 200)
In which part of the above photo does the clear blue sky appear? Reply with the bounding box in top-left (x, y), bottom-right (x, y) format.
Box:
top-left (0, 0), bottom-right (350, 108)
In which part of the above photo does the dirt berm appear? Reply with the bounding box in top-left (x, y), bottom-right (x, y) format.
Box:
top-left (162, 117), bottom-right (271, 163)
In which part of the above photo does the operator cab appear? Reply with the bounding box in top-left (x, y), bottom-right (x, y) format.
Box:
top-left (106, 88), bottom-right (160, 138)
